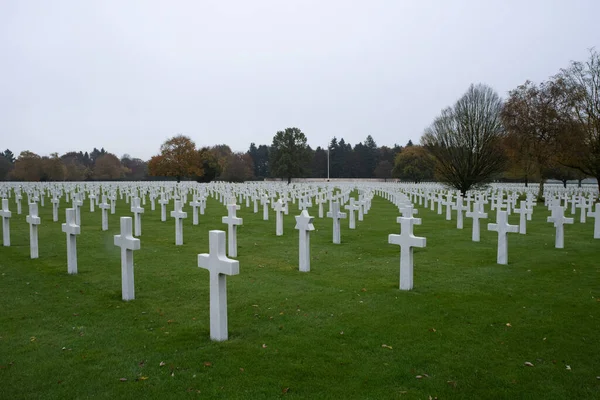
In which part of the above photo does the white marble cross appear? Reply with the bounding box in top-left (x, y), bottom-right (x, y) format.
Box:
top-left (576, 197), bottom-right (588, 223)
top-left (487, 210), bottom-right (519, 264)
top-left (274, 199), bottom-right (285, 236)
top-left (109, 194), bottom-right (116, 214)
top-left (261, 195), bottom-right (270, 221)
top-left (442, 193), bottom-right (453, 221)
top-left (388, 216), bottom-right (426, 290)
top-left (131, 197), bottom-right (144, 237)
top-left (587, 203), bottom-right (600, 239)
top-left (295, 210), bottom-right (315, 272)
top-left (357, 197), bottom-right (365, 221)
top-left (400, 205), bottom-right (421, 225)
top-left (222, 203), bottom-right (243, 257)
top-left (1, 199), bottom-right (11, 246)
top-left (452, 195), bottom-right (466, 229)
top-left (26, 202), bottom-right (41, 259)
top-left (61, 208), bottom-right (80, 274)
top-left (466, 202), bottom-right (487, 242)
top-left (327, 201), bottom-right (347, 244)
top-left (99, 195), bottom-right (110, 231)
top-left (197, 230), bottom-right (240, 341)
top-left (158, 193), bottom-right (169, 222)
top-left (547, 206), bottom-right (574, 249)
top-left (72, 194), bottom-right (83, 226)
top-left (15, 193), bottom-right (22, 215)
top-left (316, 197), bottom-right (325, 218)
top-left (89, 193), bottom-right (96, 212)
top-left (189, 196), bottom-right (202, 225)
top-left (51, 196), bottom-right (60, 222)
top-left (345, 198), bottom-right (360, 229)
top-left (114, 216), bottom-right (141, 300)
top-left (513, 200), bottom-right (528, 234)
top-left (171, 200), bottom-right (187, 245)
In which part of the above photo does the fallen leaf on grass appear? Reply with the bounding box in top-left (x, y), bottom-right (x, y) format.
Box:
top-left (30, 337), bottom-right (36, 342)
top-left (361, 288), bottom-right (367, 292)
top-left (282, 387), bottom-right (290, 394)
top-left (429, 328), bottom-right (437, 333)
top-left (239, 368), bottom-right (244, 372)
top-left (381, 344), bottom-right (392, 349)
top-left (203, 362), bottom-right (212, 367)
top-left (524, 362), bottom-right (534, 367)
top-left (262, 344), bottom-right (267, 348)
top-left (159, 361), bottom-right (165, 367)
top-left (137, 376), bottom-right (148, 381)
top-left (506, 323), bottom-right (512, 327)
top-left (119, 378), bottom-right (127, 382)
top-left (447, 380), bottom-right (457, 387)
top-left (566, 365), bottom-right (571, 371)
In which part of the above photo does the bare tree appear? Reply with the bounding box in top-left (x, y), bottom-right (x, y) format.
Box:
top-left (421, 84), bottom-right (506, 194)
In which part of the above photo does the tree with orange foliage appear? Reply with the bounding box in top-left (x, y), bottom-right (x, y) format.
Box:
top-left (148, 135), bottom-right (203, 182)
top-left (11, 151), bottom-right (43, 181)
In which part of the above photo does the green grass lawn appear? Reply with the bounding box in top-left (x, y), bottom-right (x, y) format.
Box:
top-left (0, 192), bottom-right (599, 399)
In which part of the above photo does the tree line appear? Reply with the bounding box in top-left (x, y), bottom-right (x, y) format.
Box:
top-left (144, 131), bottom-right (413, 183)
top-left (0, 148), bottom-right (148, 182)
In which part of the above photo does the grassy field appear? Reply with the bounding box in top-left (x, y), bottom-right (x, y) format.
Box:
top-left (0, 192), bottom-right (599, 399)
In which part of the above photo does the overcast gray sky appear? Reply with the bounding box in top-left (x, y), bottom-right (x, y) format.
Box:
top-left (1, 0), bottom-right (598, 160)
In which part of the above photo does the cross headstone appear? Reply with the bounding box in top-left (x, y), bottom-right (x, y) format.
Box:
top-left (587, 203), bottom-right (600, 239)
top-left (89, 194), bottom-right (96, 212)
top-left (189, 196), bottom-right (202, 225)
top-left (316, 197), bottom-right (325, 218)
top-left (466, 202), bottom-right (487, 242)
top-left (15, 193), bottom-right (22, 215)
top-left (131, 197), bottom-right (144, 237)
top-left (388, 216), bottom-right (426, 290)
top-left (295, 210), bottom-right (315, 272)
top-left (222, 203), bottom-right (243, 257)
top-left (171, 200), bottom-right (187, 246)
top-left (61, 208), bottom-right (80, 274)
top-left (326, 201), bottom-right (346, 244)
top-left (72, 194), bottom-right (82, 226)
top-left (513, 200), bottom-right (528, 234)
top-left (345, 198), bottom-right (360, 229)
top-left (158, 194), bottom-right (169, 222)
top-left (197, 230), bottom-right (240, 341)
top-left (442, 193), bottom-right (453, 221)
top-left (26, 202), bottom-right (41, 259)
top-left (50, 196), bottom-right (60, 222)
top-left (547, 206), bottom-right (574, 249)
top-left (487, 210), bottom-right (519, 265)
top-left (261, 195), bottom-right (270, 221)
top-left (274, 199), bottom-right (285, 236)
top-left (577, 197), bottom-right (588, 223)
top-left (0, 199), bottom-right (11, 246)
top-left (452, 195), bottom-right (466, 229)
top-left (99, 195), bottom-right (110, 231)
top-left (114, 216), bottom-right (141, 300)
